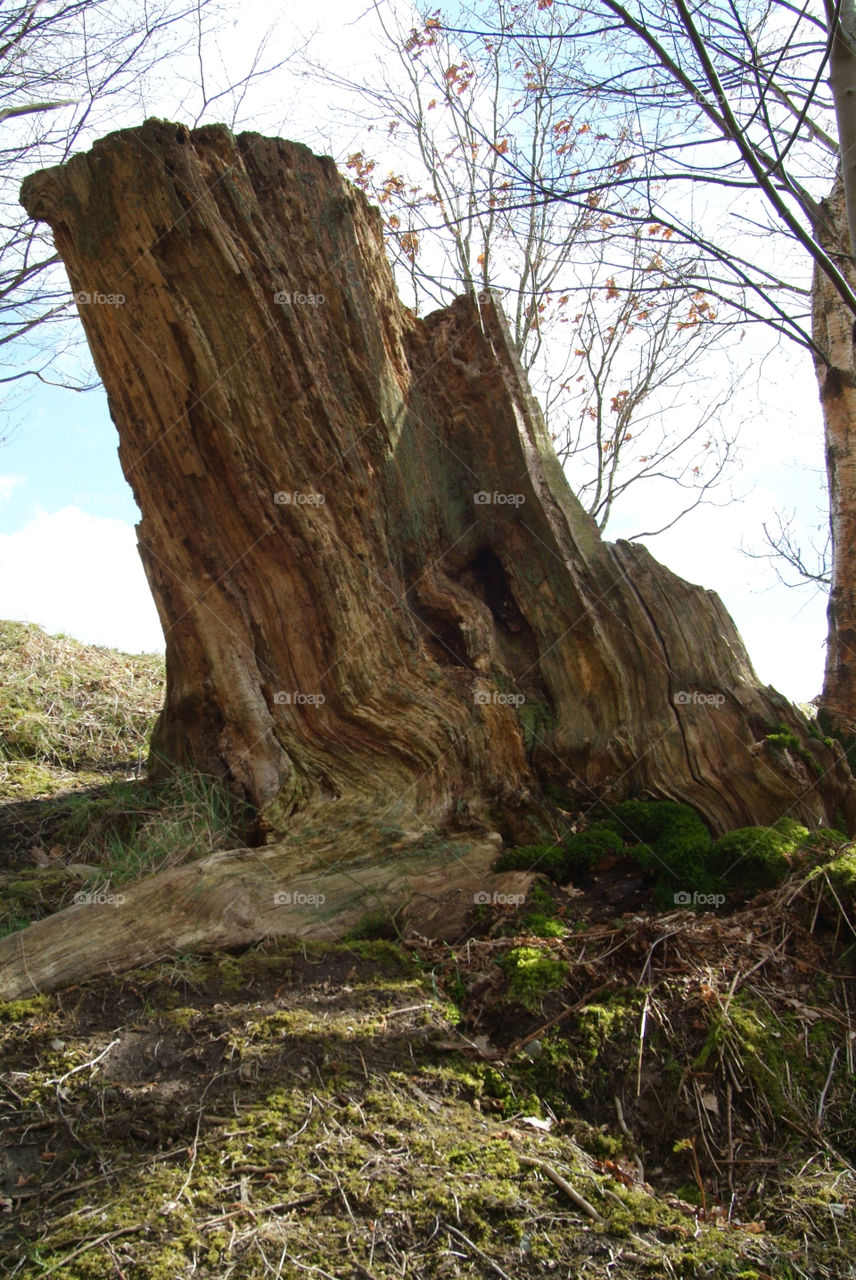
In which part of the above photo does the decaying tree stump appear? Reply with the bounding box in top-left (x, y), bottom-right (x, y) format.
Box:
top-left (2, 119), bottom-right (852, 1000)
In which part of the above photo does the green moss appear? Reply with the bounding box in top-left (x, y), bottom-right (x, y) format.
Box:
top-left (343, 908), bottom-right (400, 941)
top-left (0, 994), bottom-right (53, 1022)
top-left (501, 945), bottom-right (567, 1010)
top-left (773, 816), bottom-right (810, 844)
top-left (561, 825), bottom-right (624, 875)
top-left (600, 799), bottom-right (715, 906)
top-left (522, 913), bottom-right (567, 937)
top-left (527, 879), bottom-right (556, 913)
top-left (517, 699), bottom-right (556, 752)
top-left (494, 841), bottom-right (566, 881)
top-left (495, 825), bottom-right (622, 885)
top-left (803, 827), bottom-right (849, 856)
top-left (765, 723), bottom-right (823, 777)
top-left (710, 826), bottom-right (796, 896)
top-left (823, 847), bottom-right (856, 896)
top-left (813, 846), bottom-right (856, 936)
top-left (0, 867), bottom-right (81, 936)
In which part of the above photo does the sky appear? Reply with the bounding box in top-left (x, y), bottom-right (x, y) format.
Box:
top-left (0, 0), bottom-right (832, 703)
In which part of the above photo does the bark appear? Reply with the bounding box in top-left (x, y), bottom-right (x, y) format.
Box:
top-left (4, 120), bottom-right (853, 1001)
top-left (830, 3), bottom-right (856, 258)
top-left (812, 177), bottom-right (856, 756)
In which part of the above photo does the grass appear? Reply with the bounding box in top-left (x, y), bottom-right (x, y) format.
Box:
top-left (0, 620), bottom-right (250, 937)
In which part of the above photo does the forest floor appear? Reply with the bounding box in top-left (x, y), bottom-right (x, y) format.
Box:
top-left (1, 620), bottom-right (855, 1280)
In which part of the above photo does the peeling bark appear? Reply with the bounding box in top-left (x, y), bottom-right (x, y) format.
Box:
top-left (4, 120), bottom-right (853, 1000)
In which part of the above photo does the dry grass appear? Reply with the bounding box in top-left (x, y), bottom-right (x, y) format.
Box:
top-left (0, 620), bottom-right (249, 936)
top-left (0, 618), bottom-right (164, 799)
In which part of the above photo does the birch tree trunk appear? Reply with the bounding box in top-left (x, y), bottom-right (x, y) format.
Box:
top-left (813, 177), bottom-right (856, 757)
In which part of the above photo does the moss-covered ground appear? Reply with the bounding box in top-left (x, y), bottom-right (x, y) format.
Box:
top-left (2, 623), bottom-right (856, 1277)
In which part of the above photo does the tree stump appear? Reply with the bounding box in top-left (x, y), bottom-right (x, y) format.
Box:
top-left (3, 120), bottom-right (851, 1000)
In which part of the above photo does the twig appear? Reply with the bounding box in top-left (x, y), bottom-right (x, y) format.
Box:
top-left (817, 1046), bottom-right (840, 1125)
top-left (383, 1003), bottom-right (436, 1017)
top-left (40, 1226), bottom-right (144, 1275)
top-left (444, 1223), bottom-right (515, 1279)
top-left (518, 1155), bottom-right (605, 1223)
top-left (505, 983), bottom-right (615, 1056)
top-left (198, 1194), bottom-right (318, 1229)
top-left (613, 1095), bottom-right (644, 1182)
top-left (47, 1039), bottom-right (120, 1088)
top-left (635, 992), bottom-right (650, 1097)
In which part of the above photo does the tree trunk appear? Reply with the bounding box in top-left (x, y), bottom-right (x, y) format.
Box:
top-left (829, 4), bottom-right (856, 258)
top-left (4, 120), bottom-right (853, 1000)
top-left (812, 177), bottom-right (856, 758)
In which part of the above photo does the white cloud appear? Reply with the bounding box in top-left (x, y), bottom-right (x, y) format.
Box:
top-left (0, 473), bottom-right (27, 504)
top-left (0, 507), bottom-right (164, 653)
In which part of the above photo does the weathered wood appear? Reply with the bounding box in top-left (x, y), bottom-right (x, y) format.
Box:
top-left (3, 120), bottom-right (852, 1001)
top-left (0, 818), bottom-right (528, 1001)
